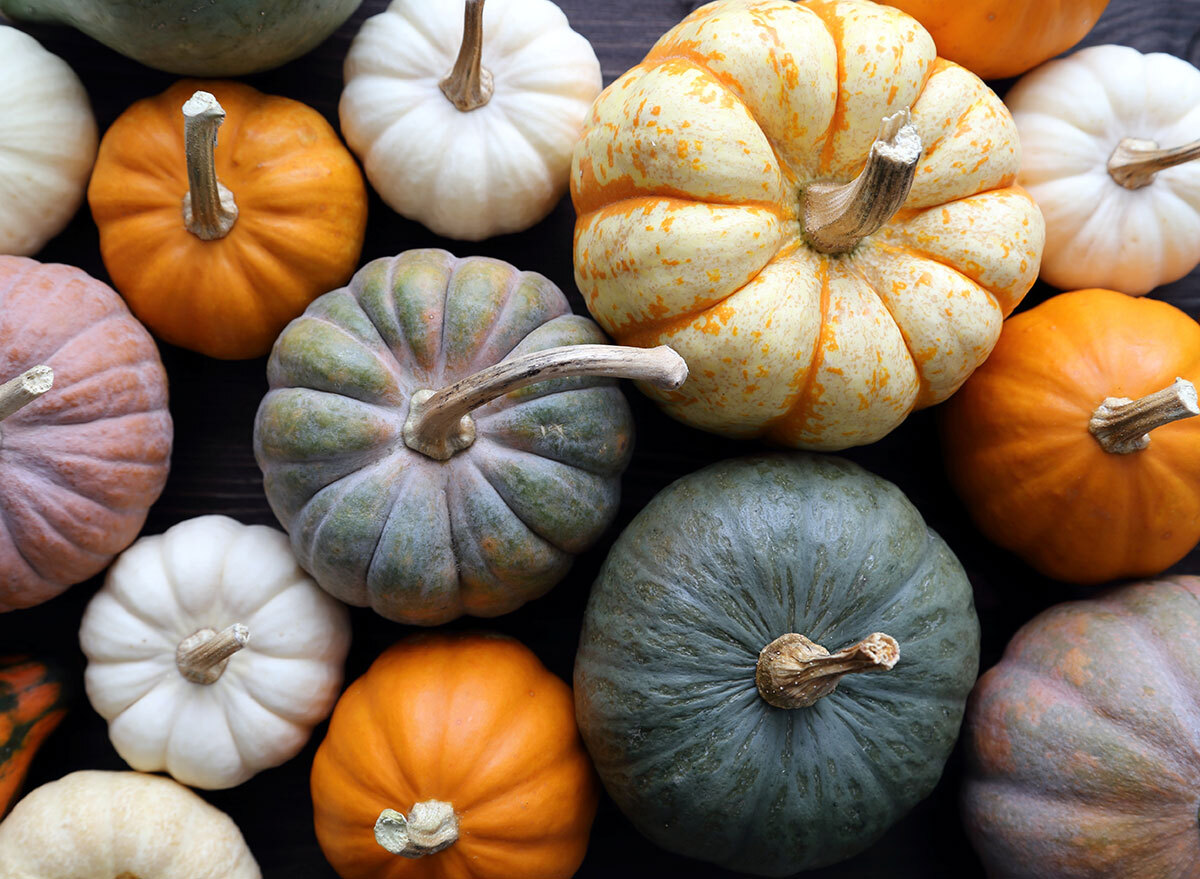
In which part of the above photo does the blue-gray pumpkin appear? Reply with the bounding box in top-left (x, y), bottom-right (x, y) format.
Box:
top-left (253, 249), bottom-right (685, 626)
top-left (574, 454), bottom-right (980, 876)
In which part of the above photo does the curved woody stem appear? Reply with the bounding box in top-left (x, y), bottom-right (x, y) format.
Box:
top-left (176, 624), bottom-right (249, 685)
top-left (440, 0), bottom-right (494, 111)
top-left (1108, 137), bottom-right (1200, 190)
top-left (1088, 377), bottom-right (1199, 454)
top-left (756, 632), bottom-right (899, 709)
top-left (375, 802), bottom-right (460, 858)
top-left (182, 90), bottom-right (239, 240)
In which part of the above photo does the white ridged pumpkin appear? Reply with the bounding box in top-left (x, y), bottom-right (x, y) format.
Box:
top-left (0, 27), bottom-right (97, 255)
top-left (79, 516), bottom-right (351, 790)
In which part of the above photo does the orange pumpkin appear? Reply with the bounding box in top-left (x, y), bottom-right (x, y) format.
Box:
top-left (88, 80), bottom-right (368, 360)
top-left (941, 289), bottom-right (1200, 584)
top-left (311, 633), bottom-right (597, 879)
top-left (887, 0), bottom-right (1110, 80)
top-left (0, 656), bottom-right (67, 817)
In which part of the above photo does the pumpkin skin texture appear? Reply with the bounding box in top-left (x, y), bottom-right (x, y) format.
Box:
top-left (571, 0), bottom-right (1045, 451)
top-left (574, 454), bottom-right (980, 876)
top-left (886, 0), bottom-right (1109, 80)
top-left (311, 633), bottom-right (598, 879)
top-left (941, 289), bottom-right (1200, 585)
top-left (0, 27), bottom-right (97, 257)
top-left (0, 770), bottom-right (261, 878)
top-left (254, 249), bottom-right (636, 625)
top-left (88, 79), bottom-right (368, 360)
top-left (1006, 45), bottom-right (1200, 296)
top-left (963, 576), bottom-right (1200, 878)
top-left (0, 656), bottom-right (67, 817)
top-left (79, 516), bottom-right (351, 790)
top-left (0, 0), bottom-right (361, 77)
top-left (0, 256), bottom-right (173, 612)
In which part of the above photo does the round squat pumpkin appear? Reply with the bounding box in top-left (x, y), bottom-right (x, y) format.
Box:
top-left (941, 289), bottom-right (1200, 584)
top-left (311, 632), bottom-right (598, 879)
top-left (574, 454), bottom-right (980, 876)
top-left (254, 249), bottom-right (686, 625)
top-left (572, 0), bottom-right (1044, 451)
top-left (88, 80), bottom-right (368, 359)
top-left (963, 575), bottom-right (1200, 878)
top-left (0, 256), bottom-right (173, 612)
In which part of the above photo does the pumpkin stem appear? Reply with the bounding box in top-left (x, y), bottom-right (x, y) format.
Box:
top-left (756, 632), bottom-right (899, 709)
top-left (403, 343), bottom-right (688, 460)
top-left (439, 0), bottom-right (494, 112)
top-left (182, 90), bottom-right (239, 240)
top-left (802, 108), bottom-right (922, 255)
top-left (1108, 137), bottom-right (1200, 190)
top-left (176, 624), bottom-right (249, 685)
top-left (0, 366), bottom-right (53, 425)
top-left (375, 802), bottom-right (459, 858)
top-left (1089, 377), bottom-right (1199, 455)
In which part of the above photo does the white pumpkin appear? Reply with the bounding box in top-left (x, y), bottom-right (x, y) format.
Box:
top-left (0, 770), bottom-right (260, 879)
top-left (79, 515), bottom-right (351, 790)
top-left (0, 26), bottom-right (98, 256)
top-left (1007, 44), bottom-right (1200, 295)
top-left (340, 0), bottom-right (601, 240)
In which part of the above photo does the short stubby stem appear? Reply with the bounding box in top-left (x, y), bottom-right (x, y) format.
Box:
top-left (181, 90), bottom-right (238, 240)
top-left (376, 801), bottom-right (459, 858)
top-left (403, 344), bottom-right (688, 460)
top-left (176, 624), bottom-right (249, 685)
top-left (1108, 137), bottom-right (1200, 190)
top-left (803, 108), bottom-right (923, 255)
top-left (1089, 377), bottom-right (1199, 454)
top-left (756, 631), bottom-right (899, 709)
top-left (440, 0), bottom-right (494, 112)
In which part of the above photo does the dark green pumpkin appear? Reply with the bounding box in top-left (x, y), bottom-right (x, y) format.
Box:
top-left (574, 454), bottom-right (980, 876)
top-left (254, 249), bottom-right (674, 626)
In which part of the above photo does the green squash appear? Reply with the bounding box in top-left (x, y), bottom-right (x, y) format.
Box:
top-left (574, 454), bottom-right (979, 876)
top-left (253, 249), bottom-right (685, 626)
top-left (0, 0), bottom-right (361, 76)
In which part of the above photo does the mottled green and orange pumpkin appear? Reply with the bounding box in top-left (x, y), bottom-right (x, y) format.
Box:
top-left (963, 576), bottom-right (1200, 877)
top-left (254, 249), bottom-right (685, 625)
top-left (0, 656), bottom-right (67, 817)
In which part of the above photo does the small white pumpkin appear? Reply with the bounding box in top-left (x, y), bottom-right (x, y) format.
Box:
top-left (79, 515), bottom-right (351, 790)
top-left (340, 0), bottom-right (601, 240)
top-left (1007, 44), bottom-right (1200, 295)
top-left (0, 770), bottom-right (260, 878)
top-left (0, 26), bottom-right (98, 256)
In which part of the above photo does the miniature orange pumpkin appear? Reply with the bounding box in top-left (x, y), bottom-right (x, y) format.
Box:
top-left (941, 289), bottom-right (1200, 584)
top-left (311, 633), bottom-right (597, 879)
top-left (887, 0), bottom-right (1110, 80)
top-left (88, 80), bottom-right (368, 360)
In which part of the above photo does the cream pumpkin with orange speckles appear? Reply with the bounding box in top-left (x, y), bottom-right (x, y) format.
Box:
top-left (571, 0), bottom-right (1045, 450)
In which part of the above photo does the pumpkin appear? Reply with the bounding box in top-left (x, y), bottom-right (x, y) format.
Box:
top-left (340, 0), bottom-right (601, 241)
top-left (571, 0), bottom-right (1044, 451)
top-left (311, 632), bottom-right (597, 879)
top-left (941, 288), bottom-right (1200, 585)
top-left (0, 27), bottom-right (97, 257)
top-left (1006, 44), bottom-right (1200, 296)
top-left (574, 454), bottom-right (980, 876)
top-left (253, 249), bottom-right (686, 625)
top-left (0, 0), bottom-right (360, 76)
top-left (79, 515), bottom-right (351, 790)
top-left (0, 256), bottom-right (172, 612)
top-left (0, 770), bottom-right (260, 877)
top-left (886, 0), bottom-right (1110, 80)
top-left (963, 575), bottom-right (1200, 878)
top-left (88, 80), bottom-right (368, 360)
top-left (0, 657), bottom-right (67, 817)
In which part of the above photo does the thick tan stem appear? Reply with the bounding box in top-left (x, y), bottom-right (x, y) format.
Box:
top-left (439, 0), bottom-right (493, 112)
top-left (1088, 378), bottom-right (1198, 454)
top-left (803, 109), bottom-right (922, 254)
top-left (176, 624), bottom-right (249, 685)
top-left (182, 91), bottom-right (238, 240)
top-left (1108, 137), bottom-right (1200, 190)
top-left (0, 366), bottom-right (53, 423)
top-left (404, 344), bottom-right (688, 460)
top-left (756, 632), bottom-right (899, 709)
top-left (376, 802), bottom-right (459, 858)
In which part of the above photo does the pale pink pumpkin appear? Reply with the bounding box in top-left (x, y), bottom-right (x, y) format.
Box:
top-left (0, 256), bottom-right (173, 611)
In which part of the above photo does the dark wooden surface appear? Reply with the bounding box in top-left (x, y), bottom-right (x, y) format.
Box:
top-left (1, 1), bottom-right (1197, 877)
